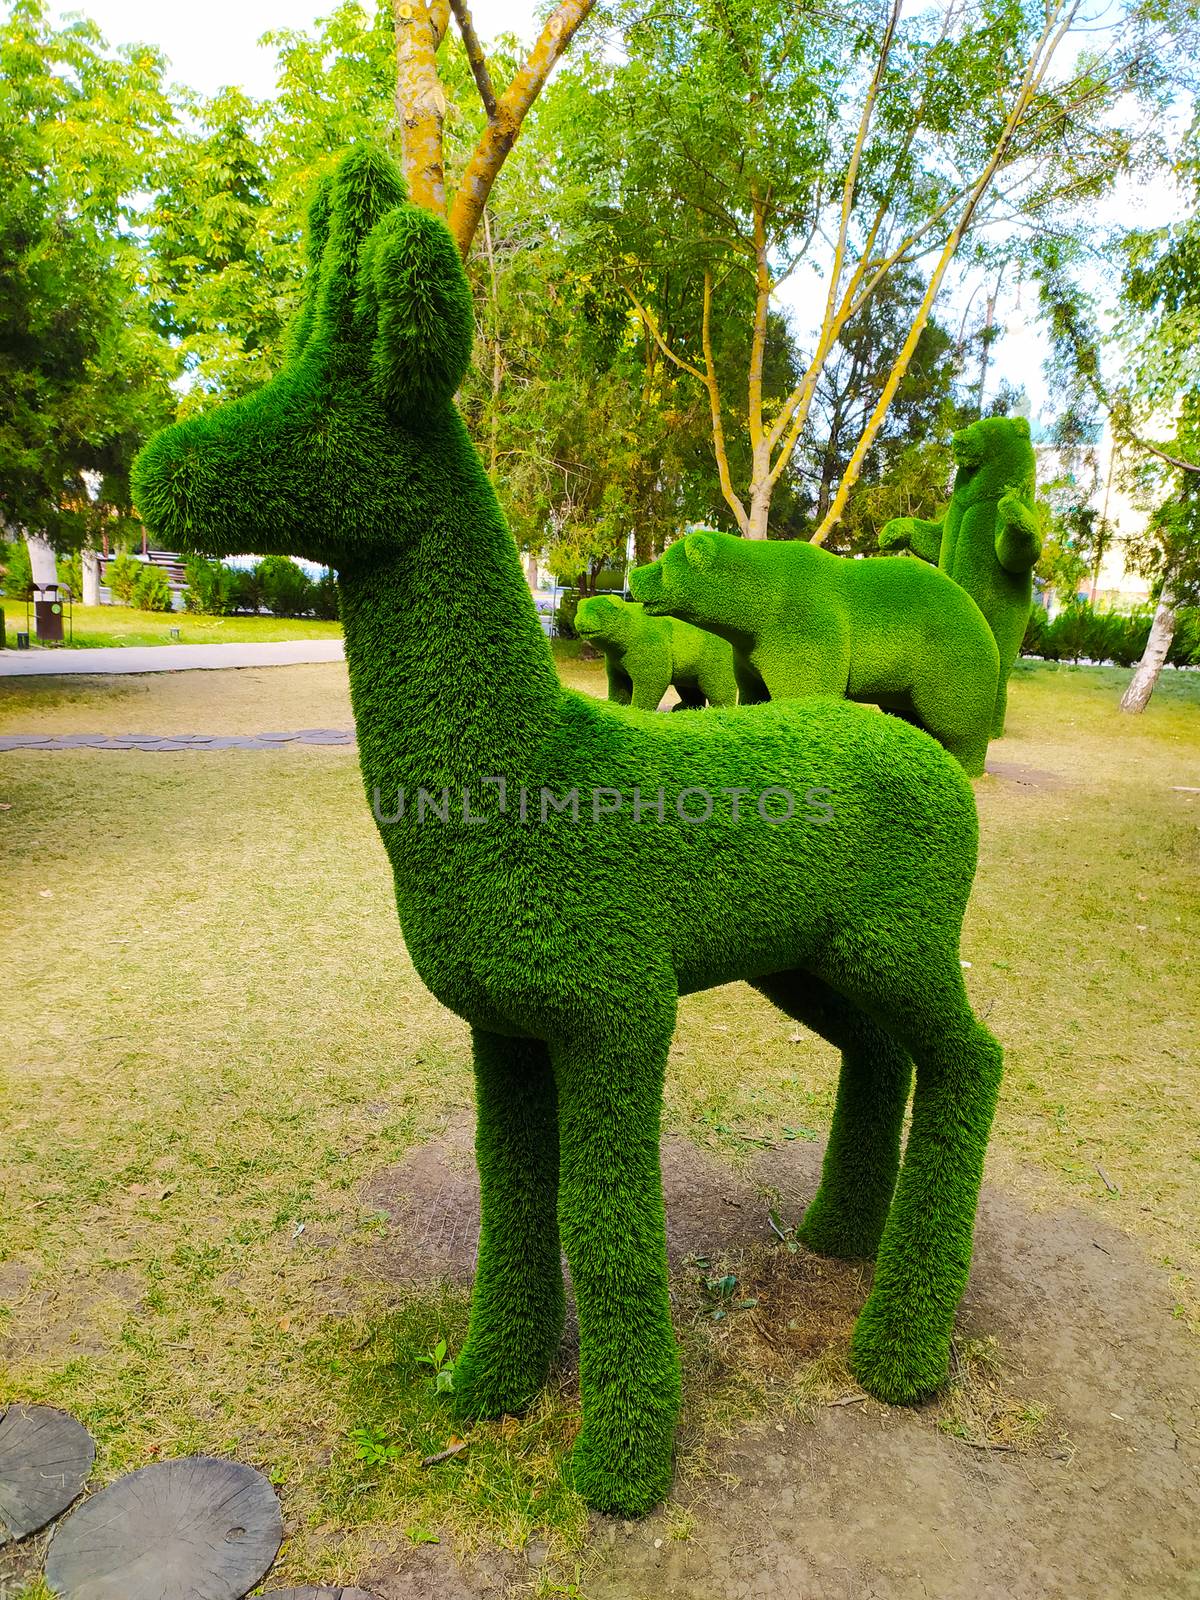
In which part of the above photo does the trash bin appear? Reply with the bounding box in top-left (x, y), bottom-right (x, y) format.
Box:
top-left (33, 584), bottom-right (65, 643)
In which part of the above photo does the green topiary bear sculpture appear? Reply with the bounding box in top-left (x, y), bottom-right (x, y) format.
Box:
top-left (131, 146), bottom-right (1004, 1518)
top-left (629, 529), bottom-right (999, 776)
top-left (574, 594), bottom-right (738, 710)
top-left (878, 416), bottom-right (1041, 737)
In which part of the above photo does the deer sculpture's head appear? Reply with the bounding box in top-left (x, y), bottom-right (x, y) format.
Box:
top-left (132, 146), bottom-right (477, 571)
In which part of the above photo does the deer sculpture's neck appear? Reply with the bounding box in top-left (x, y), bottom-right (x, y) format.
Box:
top-left (336, 469), bottom-right (561, 886)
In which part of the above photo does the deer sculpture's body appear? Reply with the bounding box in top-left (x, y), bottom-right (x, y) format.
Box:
top-left (133, 147), bottom-right (1004, 1518)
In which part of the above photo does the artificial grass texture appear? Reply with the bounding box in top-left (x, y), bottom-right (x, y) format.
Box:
top-left (574, 595), bottom-right (737, 710)
top-left (879, 416), bottom-right (1041, 737)
top-left (630, 528), bottom-right (1000, 775)
top-left (131, 145), bottom-right (1003, 1516)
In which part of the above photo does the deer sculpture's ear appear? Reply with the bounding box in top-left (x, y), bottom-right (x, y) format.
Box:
top-left (361, 206), bottom-right (475, 418)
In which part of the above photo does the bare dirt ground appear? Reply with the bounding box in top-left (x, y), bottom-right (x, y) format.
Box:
top-left (358, 1118), bottom-right (1199, 1600)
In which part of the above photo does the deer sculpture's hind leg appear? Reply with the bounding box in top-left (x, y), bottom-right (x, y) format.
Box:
top-left (451, 1031), bottom-right (565, 1421)
top-left (841, 962), bottom-right (1003, 1405)
top-left (752, 970), bottom-right (912, 1260)
top-left (552, 996), bottom-right (680, 1517)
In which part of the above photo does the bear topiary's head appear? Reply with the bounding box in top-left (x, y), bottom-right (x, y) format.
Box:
top-left (629, 529), bottom-right (745, 629)
top-left (574, 595), bottom-right (640, 645)
top-left (950, 416), bottom-right (1035, 509)
top-left (131, 145), bottom-right (477, 571)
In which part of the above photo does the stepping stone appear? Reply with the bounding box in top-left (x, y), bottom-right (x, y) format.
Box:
top-left (256, 732), bottom-right (298, 741)
top-left (0, 734), bottom-right (52, 746)
top-left (204, 736), bottom-right (259, 749)
top-left (48, 734), bottom-right (99, 747)
top-left (0, 1404), bottom-right (95, 1543)
top-left (45, 1455), bottom-right (282, 1600)
top-left (261, 1590), bottom-right (382, 1599)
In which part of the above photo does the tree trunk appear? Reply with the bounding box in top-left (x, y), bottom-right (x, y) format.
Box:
top-left (747, 487), bottom-right (772, 540)
top-left (1120, 591), bottom-right (1176, 714)
top-left (24, 530), bottom-right (57, 588)
top-left (81, 546), bottom-right (101, 605)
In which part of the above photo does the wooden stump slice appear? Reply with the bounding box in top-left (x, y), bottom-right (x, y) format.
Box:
top-left (0, 1405), bottom-right (95, 1543)
top-left (45, 1456), bottom-right (283, 1600)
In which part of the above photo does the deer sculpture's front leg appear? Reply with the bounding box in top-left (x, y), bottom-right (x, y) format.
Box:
top-left (552, 996), bottom-right (681, 1516)
top-left (451, 1031), bottom-right (564, 1419)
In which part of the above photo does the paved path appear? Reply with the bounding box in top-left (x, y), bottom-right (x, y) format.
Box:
top-left (0, 639), bottom-right (344, 676)
top-left (0, 728), bottom-right (354, 751)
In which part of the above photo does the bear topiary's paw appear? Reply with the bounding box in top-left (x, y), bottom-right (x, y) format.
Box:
top-left (797, 1198), bottom-right (886, 1263)
top-left (566, 1418), bottom-right (675, 1517)
top-left (848, 1294), bottom-right (951, 1406)
top-left (449, 1344), bottom-right (545, 1422)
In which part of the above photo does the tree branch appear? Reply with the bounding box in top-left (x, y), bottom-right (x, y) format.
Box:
top-left (448, 0), bottom-right (596, 257)
top-left (393, 0), bottom-right (449, 215)
top-left (448, 0), bottom-right (497, 119)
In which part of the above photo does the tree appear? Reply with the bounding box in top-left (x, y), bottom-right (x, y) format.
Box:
top-left (0, 2), bottom-right (175, 585)
top-left (1038, 130), bottom-right (1200, 710)
top-left (564, 0), bottom-right (1184, 539)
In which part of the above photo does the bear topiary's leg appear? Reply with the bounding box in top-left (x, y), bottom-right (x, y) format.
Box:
top-left (752, 971), bottom-right (911, 1260)
top-left (451, 1030), bottom-right (565, 1421)
top-left (905, 675), bottom-right (994, 778)
top-left (630, 671), bottom-right (672, 711)
top-left (552, 1005), bottom-right (680, 1516)
top-left (848, 979), bottom-right (1002, 1405)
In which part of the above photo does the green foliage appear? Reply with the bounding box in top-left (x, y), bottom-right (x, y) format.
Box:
top-left (0, 1), bottom-right (174, 548)
top-left (2, 538), bottom-right (32, 598)
top-left (1018, 601), bottom-right (1200, 669)
top-left (131, 564), bottom-right (172, 612)
top-left (104, 552), bottom-right (142, 604)
top-left (255, 555), bottom-right (312, 617)
top-left (183, 555), bottom-right (237, 615)
top-left (575, 594), bottom-right (737, 709)
top-left (880, 418), bottom-right (1041, 736)
top-left (134, 143), bottom-right (1004, 1519)
top-left (630, 528), bottom-right (998, 774)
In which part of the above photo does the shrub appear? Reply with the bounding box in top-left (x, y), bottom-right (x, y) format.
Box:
top-left (132, 565), bottom-right (173, 612)
top-left (1, 538), bottom-right (32, 598)
top-left (228, 565), bottom-right (265, 614)
top-left (183, 555), bottom-right (235, 615)
top-left (258, 554), bottom-right (312, 616)
top-left (59, 550), bottom-right (82, 600)
top-left (1168, 608), bottom-right (1200, 668)
top-left (556, 591), bottom-right (580, 639)
top-left (1021, 601), bottom-right (1156, 667)
top-left (105, 551), bottom-right (142, 603)
top-left (311, 569), bottom-right (340, 620)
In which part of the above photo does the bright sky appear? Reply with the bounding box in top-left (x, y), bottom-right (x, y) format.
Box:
top-left (56, 0), bottom-right (533, 97)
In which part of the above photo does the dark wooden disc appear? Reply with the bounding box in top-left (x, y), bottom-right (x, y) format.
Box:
top-left (45, 1455), bottom-right (283, 1599)
top-left (0, 1404), bottom-right (95, 1543)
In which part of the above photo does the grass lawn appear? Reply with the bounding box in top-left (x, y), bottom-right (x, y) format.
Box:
top-left (1, 600), bottom-right (342, 649)
top-left (0, 656), bottom-right (1197, 1593)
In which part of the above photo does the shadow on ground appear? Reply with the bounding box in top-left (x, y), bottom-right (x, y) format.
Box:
top-left (355, 1117), bottom-right (1199, 1600)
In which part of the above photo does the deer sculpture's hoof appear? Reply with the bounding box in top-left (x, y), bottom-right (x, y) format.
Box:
top-left (849, 1294), bottom-right (951, 1405)
top-left (567, 1422), bottom-right (675, 1518)
top-left (449, 1346), bottom-right (543, 1422)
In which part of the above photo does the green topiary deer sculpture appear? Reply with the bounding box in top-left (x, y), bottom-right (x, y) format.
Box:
top-left (132, 147), bottom-right (1004, 1518)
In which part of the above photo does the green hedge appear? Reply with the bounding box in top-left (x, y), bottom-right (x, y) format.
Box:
top-left (183, 555), bottom-right (339, 619)
top-left (1021, 602), bottom-right (1200, 668)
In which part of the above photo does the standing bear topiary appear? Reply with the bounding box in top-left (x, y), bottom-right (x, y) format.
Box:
top-left (575, 594), bottom-right (738, 709)
top-left (132, 146), bottom-right (1004, 1518)
top-left (878, 416), bottom-right (1041, 737)
top-left (630, 529), bottom-right (999, 776)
